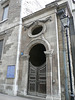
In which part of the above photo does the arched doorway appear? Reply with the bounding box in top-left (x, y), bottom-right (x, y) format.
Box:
top-left (28, 44), bottom-right (46, 97)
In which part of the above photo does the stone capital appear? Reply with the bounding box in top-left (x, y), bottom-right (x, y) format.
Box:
top-left (44, 49), bottom-right (54, 57)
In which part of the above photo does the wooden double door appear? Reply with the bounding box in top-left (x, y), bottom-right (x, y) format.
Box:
top-left (28, 63), bottom-right (46, 97)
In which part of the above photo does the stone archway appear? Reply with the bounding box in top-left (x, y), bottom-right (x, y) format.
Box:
top-left (21, 39), bottom-right (54, 99)
top-left (28, 44), bottom-right (46, 97)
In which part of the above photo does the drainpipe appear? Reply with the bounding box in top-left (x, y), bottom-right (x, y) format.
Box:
top-left (57, 9), bottom-right (69, 100)
top-left (14, 0), bottom-right (22, 96)
top-left (65, 28), bottom-right (74, 100)
top-left (61, 24), bottom-right (69, 100)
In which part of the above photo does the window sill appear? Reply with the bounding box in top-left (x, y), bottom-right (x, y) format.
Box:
top-left (0, 18), bottom-right (8, 24)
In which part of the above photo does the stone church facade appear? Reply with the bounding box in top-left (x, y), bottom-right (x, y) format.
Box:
top-left (0, 0), bottom-right (75, 100)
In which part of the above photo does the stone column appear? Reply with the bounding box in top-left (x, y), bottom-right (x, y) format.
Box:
top-left (21, 54), bottom-right (29, 95)
top-left (44, 49), bottom-right (54, 100)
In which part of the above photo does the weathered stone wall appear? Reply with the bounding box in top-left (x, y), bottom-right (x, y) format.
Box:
top-left (0, 0), bottom-right (21, 95)
top-left (0, 0), bottom-right (74, 99)
top-left (18, 6), bottom-right (61, 100)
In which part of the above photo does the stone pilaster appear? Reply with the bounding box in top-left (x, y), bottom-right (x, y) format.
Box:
top-left (44, 49), bottom-right (54, 100)
top-left (21, 54), bottom-right (30, 95)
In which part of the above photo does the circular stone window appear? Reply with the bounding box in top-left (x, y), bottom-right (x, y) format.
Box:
top-left (32, 25), bottom-right (43, 35)
top-left (28, 23), bottom-right (46, 38)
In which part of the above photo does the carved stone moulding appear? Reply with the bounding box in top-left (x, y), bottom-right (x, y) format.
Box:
top-left (28, 21), bottom-right (46, 38)
top-left (24, 16), bottom-right (52, 38)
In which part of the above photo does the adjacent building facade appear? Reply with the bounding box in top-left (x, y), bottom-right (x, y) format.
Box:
top-left (0, 0), bottom-right (75, 100)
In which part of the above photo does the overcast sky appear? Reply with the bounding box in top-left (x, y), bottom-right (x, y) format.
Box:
top-left (37, 0), bottom-right (55, 7)
top-left (21, 0), bottom-right (56, 17)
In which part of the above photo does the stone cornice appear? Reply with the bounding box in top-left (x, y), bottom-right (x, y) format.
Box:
top-left (22, 4), bottom-right (58, 22)
top-left (57, 1), bottom-right (72, 16)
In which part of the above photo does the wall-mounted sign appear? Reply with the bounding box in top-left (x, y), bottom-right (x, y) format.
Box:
top-left (7, 65), bottom-right (15, 78)
top-left (21, 52), bottom-right (24, 55)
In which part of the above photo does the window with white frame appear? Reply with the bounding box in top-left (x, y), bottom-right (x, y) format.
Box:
top-left (2, 5), bottom-right (9, 20)
top-left (0, 40), bottom-right (3, 60)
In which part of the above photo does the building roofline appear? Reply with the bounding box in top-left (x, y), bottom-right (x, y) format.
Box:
top-left (22, 1), bottom-right (72, 21)
top-left (58, 1), bottom-right (72, 16)
top-left (22, 1), bottom-right (58, 21)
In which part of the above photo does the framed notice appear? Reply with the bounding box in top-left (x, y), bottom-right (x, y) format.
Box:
top-left (7, 65), bottom-right (15, 78)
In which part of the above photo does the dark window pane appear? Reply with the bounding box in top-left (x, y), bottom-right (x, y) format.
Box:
top-left (0, 40), bottom-right (3, 60)
top-left (29, 44), bottom-right (46, 66)
top-left (32, 25), bottom-right (43, 35)
top-left (2, 5), bottom-right (9, 20)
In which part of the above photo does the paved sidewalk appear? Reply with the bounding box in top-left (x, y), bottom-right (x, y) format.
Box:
top-left (0, 94), bottom-right (32, 100)
top-left (0, 93), bottom-right (46, 100)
